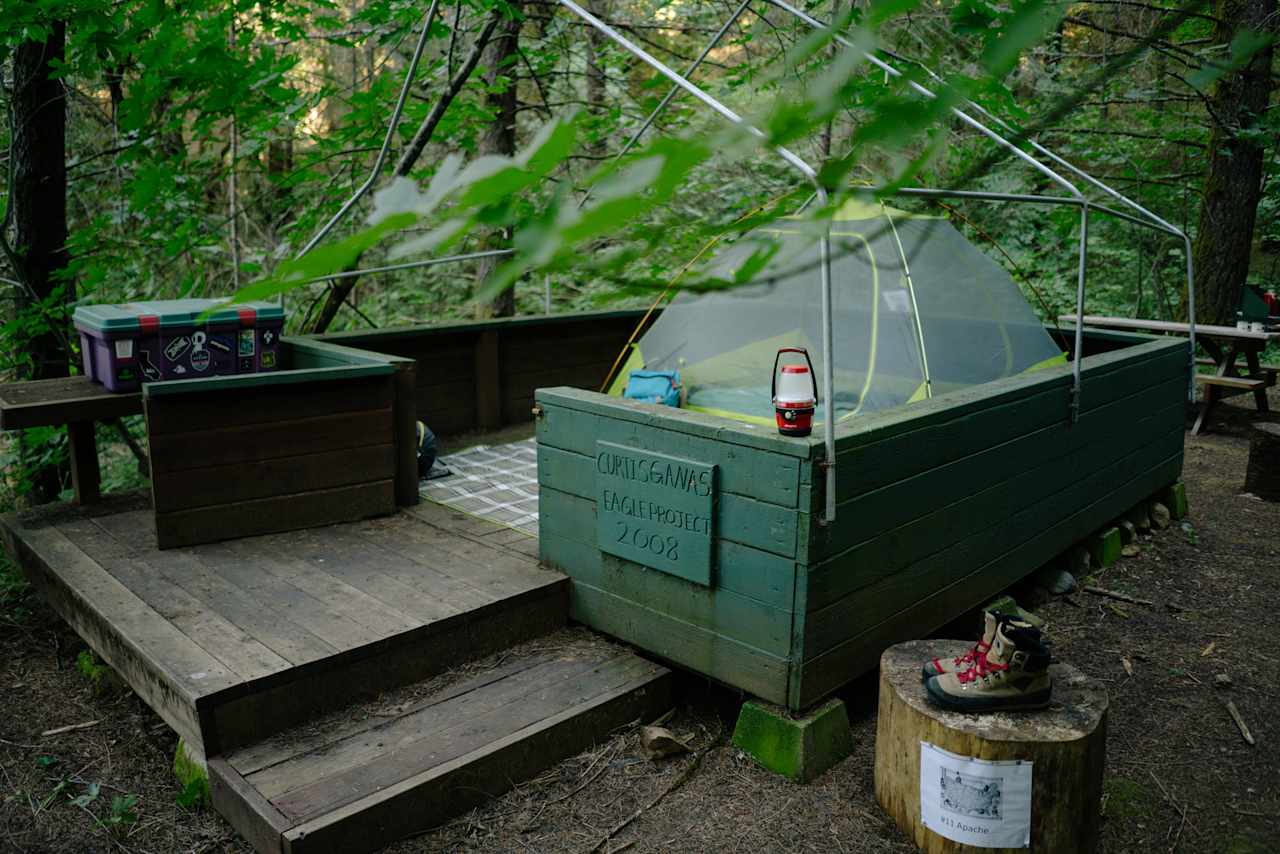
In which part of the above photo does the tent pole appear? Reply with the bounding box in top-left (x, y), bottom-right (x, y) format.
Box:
top-left (820, 199), bottom-right (836, 525)
top-left (880, 203), bottom-right (931, 399)
top-left (1072, 203), bottom-right (1090, 422)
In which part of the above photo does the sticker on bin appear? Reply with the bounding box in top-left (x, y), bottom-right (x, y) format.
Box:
top-left (72, 298), bottom-right (286, 393)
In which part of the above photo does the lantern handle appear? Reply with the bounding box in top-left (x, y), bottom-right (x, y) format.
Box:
top-left (772, 347), bottom-right (819, 403)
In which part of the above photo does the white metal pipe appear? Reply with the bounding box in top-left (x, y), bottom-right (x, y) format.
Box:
top-left (1072, 204), bottom-right (1089, 420)
top-left (759, 0), bottom-right (1085, 200)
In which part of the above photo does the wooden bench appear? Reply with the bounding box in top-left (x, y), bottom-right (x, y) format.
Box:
top-left (1195, 374), bottom-right (1266, 391)
top-left (0, 376), bottom-right (142, 504)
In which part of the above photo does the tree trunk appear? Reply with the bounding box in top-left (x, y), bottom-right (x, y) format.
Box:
top-left (1190, 0), bottom-right (1276, 325)
top-left (474, 6), bottom-right (523, 319)
top-left (875, 640), bottom-right (1108, 854)
top-left (7, 22), bottom-right (72, 502)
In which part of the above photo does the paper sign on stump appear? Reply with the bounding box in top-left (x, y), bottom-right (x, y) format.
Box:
top-left (919, 741), bottom-right (1033, 848)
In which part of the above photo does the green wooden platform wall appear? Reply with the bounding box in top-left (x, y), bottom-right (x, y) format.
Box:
top-left (535, 328), bottom-right (1189, 709)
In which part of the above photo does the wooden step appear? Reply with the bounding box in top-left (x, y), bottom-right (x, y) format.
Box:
top-left (210, 638), bottom-right (672, 854)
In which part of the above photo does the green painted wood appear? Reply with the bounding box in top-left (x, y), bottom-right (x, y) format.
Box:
top-left (569, 581), bottom-right (790, 705)
top-left (827, 343), bottom-right (1187, 503)
top-left (143, 364), bottom-right (391, 397)
top-left (541, 529), bottom-right (793, 658)
top-left (537, 486), bottom-right (796, 609)
top-left (828, 336), bottom-right (1184, 449)
top-left (537, 443), bottom-right (798, 559)
top-left (796, 451), bottom-right (1183, 706)
top-left (537, 403), bottom-right (803, 508)
top-left (537, 387), bottom-right (818, 459)
top-left (1088, 527), bottom-right (1123, 567)
top-left (808, 375), bottom-right (1188, 579)
top-left (802, 422), bottom-right (1184, 662)
top-left (594, 441), bottom-right (715, 586)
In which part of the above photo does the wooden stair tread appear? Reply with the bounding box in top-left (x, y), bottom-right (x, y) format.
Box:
top-left (210, 640), bottom-right (672, 854)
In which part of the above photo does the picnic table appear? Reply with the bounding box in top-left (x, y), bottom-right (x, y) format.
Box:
top-left (1058, 315), bottom-right (1279, 435)
top-left (0, 376), bottom-right (142, 504)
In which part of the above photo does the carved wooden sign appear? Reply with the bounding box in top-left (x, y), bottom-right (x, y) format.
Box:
top-left (595, 441), bottom-right (715, 585)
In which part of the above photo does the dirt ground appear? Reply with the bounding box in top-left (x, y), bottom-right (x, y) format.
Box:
top-left (2, 393), bottom-right (1278, 854)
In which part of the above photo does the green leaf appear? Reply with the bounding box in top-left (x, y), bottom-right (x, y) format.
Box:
top-left (981, 0), bottom-right (1058, 79)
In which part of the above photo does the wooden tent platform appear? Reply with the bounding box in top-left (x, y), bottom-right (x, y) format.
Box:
top-left (0, 492), bottom-right (570, 761)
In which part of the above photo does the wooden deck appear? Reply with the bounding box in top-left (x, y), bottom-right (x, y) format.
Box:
top-left (0, 492), bottom-right (567, 760)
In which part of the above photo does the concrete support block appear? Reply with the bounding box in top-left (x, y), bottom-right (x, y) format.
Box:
top-left (1088, 527), bottom-right (1123, 568)
top-left (732, 698), bottom-right (853, 783)
top-left (1160, 482), bottom-right (1189, 520)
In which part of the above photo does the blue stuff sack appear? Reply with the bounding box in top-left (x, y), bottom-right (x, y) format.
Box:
top-left (623, 369), bottom-right (681, 407)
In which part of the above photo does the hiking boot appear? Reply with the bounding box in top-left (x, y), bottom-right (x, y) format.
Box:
top-left (925, 622), bottom-right (1053, 713)
top-left (921, 610), bottom-right (1035, 681)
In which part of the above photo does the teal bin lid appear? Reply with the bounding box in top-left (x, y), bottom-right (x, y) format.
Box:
top-left (73, 299), bottom-right (285, 333)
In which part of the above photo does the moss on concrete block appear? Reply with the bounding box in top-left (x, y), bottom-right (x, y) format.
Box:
top-left (732, 698), bottom-right (853, 782)
top-left (1088, 527), bottom-right (1123, 568)
top-left (1160, 482), bottom-right (1188, 520)
top-left (173, 738), bottom-right (210, 809)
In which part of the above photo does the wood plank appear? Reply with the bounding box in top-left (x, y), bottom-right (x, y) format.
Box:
top-left (66, 421), bottom-right (101, 505)
top-left (536, 386), bottom-right (818, 459)
top-left (1195, 374), bottom-right (1265, 390)
top-left (0, 375), bottom-right (141, 430)
top-left (144, 376), bottom-right (393, 435)
top-left (811, 376), bottom-right (1187, 571)
top-left (829, 343), bottom-right (1187, 502)
top-left (200, 576), bottom-right (567, 753)
top-left (570, 581), bottom-right (789, 704)
top-left (151, 444), bottom-right (396, 513)
top-left (475, 330), bottom-right (502, 430)
top-left (253, 654), bottom-right (630, 804)
top-left (209, 757), bottom-right (290, 854)
top-left (154, 480), bottom-right (395, 549)
top-left (55, 516), bottom-right (299, 679)
top-left (1059, 314), bottom-right (1279, 342)
top-left (280, 655), bottom-right (670, 854)
top-left (278, 522), bottom-right (482, 621)
top-left (538, 485), bottom-right (797, 610)
top-left (540, 528), bottom-right (793, 657)
top-left (537, 443), bottom-right (799, 558)
top-left (192, 538), bottom-right (415, 650)
top-left (0, 512), bottom-right (237, 752)
top-left (228, 653), bottom-right (555, 777)
top-left (147, 408), bottom-right (394, 473)
top-left (796, 451), bottom-right (1183, 707)
top-left (804, 417), bottom-right (1185, 656)
top-left (271, 655), bottom-right (660, 821)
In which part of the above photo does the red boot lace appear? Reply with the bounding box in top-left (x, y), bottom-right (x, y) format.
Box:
top-left (956, 651), bottom-right (1008, 684)
top-left (952, 639), bottom-right (990, 670)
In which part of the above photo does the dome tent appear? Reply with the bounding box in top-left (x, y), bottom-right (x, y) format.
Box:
top-left (628, 199), bottom-right (1067, 426)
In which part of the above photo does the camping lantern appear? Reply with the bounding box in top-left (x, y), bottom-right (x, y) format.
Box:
top-left (772, 347), bottom-right (818, 437)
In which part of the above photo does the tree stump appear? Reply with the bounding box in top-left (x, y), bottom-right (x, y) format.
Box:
top-left (875, 640), bottom-right (1108, 853)
top-left (1244, 422), bottom-right (1280, 501)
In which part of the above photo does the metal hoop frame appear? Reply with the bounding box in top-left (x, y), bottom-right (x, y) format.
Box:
top-left (302, 0), bottom-right (1199, 525)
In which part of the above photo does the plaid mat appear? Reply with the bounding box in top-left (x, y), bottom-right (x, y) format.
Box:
top-left (420, 438), bottom-right (539, 535)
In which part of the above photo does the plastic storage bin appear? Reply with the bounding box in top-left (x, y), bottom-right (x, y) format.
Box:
top-left (74, 299), bottom-right (284, 392)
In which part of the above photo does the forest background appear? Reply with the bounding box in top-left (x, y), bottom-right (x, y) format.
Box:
top-left (1, 0), bottom-right (1277, 505)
